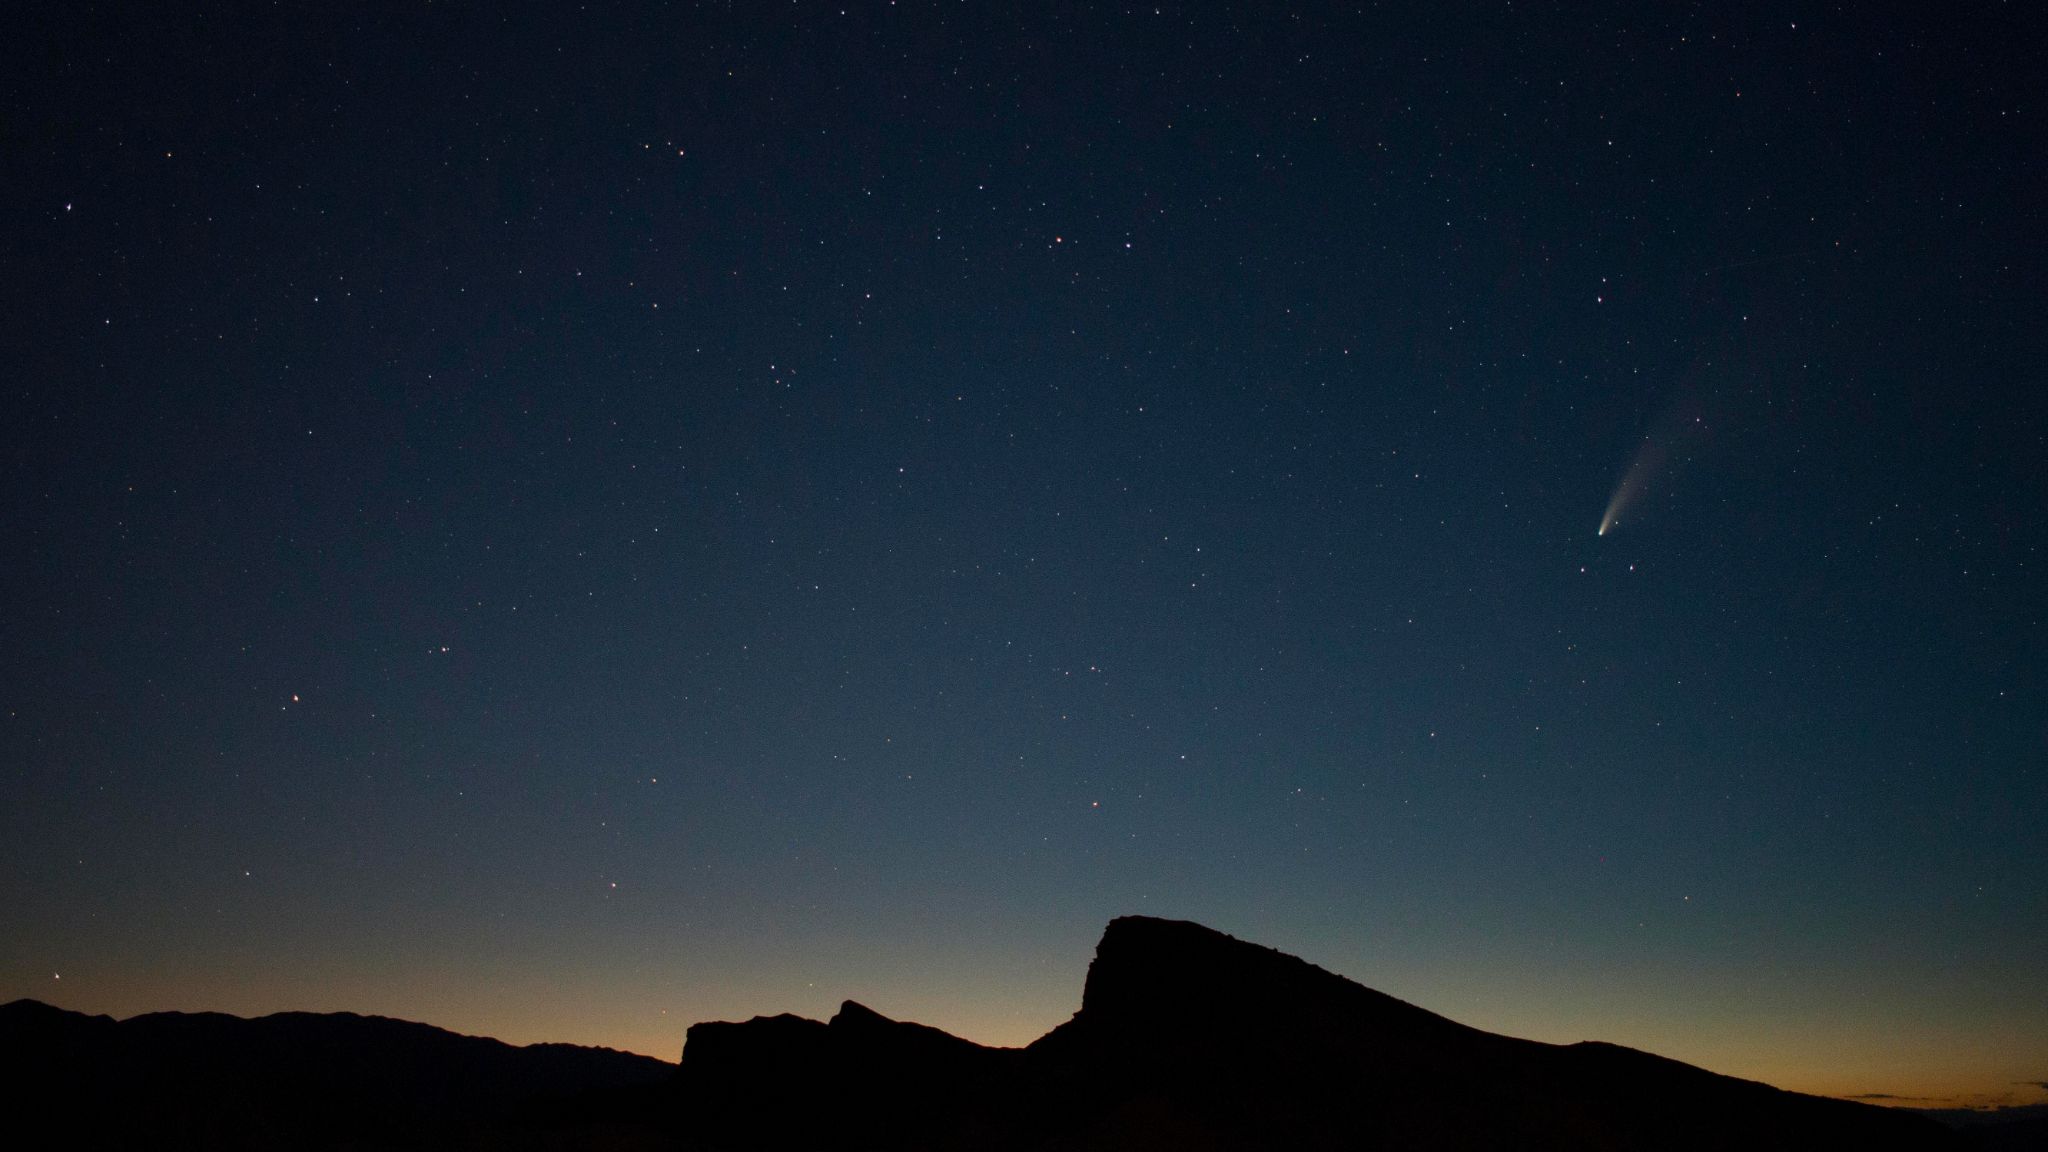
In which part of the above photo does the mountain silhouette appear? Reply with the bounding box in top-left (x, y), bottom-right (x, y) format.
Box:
top-left (0, 996), bottom-right (673, 1149)
top-left (3, 917), bottom-right (1970, 1149)
top-left (671, 916), bottom-right (1960, 1150)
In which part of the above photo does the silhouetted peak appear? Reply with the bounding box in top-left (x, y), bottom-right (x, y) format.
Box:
top-left (832, 999), bottom-right (885, 1023)
top-left (832, 999), bottom-right (1007, 1062)
top-left (1073, 916), bottom-right (1460, 1048)
top-left (2, 998), bottom-right (109, 1025)
top-left (681, 1000), bottom-right (1004, 1078)
top-left (0, 998), bottom-right (121, 1052)
top-left (1085, 916), bottom-right (1348, 1003)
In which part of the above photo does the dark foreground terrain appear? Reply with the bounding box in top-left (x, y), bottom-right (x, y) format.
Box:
top-left (3, 916), bottom-right (1968, 1149)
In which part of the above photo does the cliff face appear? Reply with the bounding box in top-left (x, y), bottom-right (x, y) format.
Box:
top-left (671, 916), bottom-right (1958, 1151)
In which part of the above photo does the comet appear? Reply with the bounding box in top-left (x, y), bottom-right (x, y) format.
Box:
top-left (1597, 436), bottom-right (1667, 537)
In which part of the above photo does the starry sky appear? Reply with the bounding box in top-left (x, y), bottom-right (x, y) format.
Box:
top-left (4, 1), bottom-right (2044, 1109)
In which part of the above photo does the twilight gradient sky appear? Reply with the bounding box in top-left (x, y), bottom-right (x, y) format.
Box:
top-left (4, 2), bottom-right (2044, 1109)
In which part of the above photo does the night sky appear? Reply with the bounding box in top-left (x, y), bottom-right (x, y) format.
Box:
top-left (6, 2), bottom-right (2044, 1109)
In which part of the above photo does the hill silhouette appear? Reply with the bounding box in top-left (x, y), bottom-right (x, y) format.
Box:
top-left (0, 996), bottom-right (673, 1149)
top-left (671, 916), bottom-right (1960, 1150)
top-left (3, 917), bottom-right (1969, 1149)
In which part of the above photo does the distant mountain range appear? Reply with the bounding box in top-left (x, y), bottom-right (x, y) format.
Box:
top-left (3, 916), bottom-right (1992, 1149)
top-left (0, 994), bottom-right (674, 1148)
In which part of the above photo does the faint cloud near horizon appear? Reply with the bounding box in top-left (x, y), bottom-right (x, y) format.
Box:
top-left (1844, 1088), bottom-right (2045, 1111)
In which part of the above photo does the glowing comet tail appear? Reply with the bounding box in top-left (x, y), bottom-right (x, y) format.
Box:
top-left (1598, 437), bottom-right (1666, 537)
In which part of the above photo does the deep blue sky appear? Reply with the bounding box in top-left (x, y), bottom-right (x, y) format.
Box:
top-left (4, 2), bottom-right (2042, 1105)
